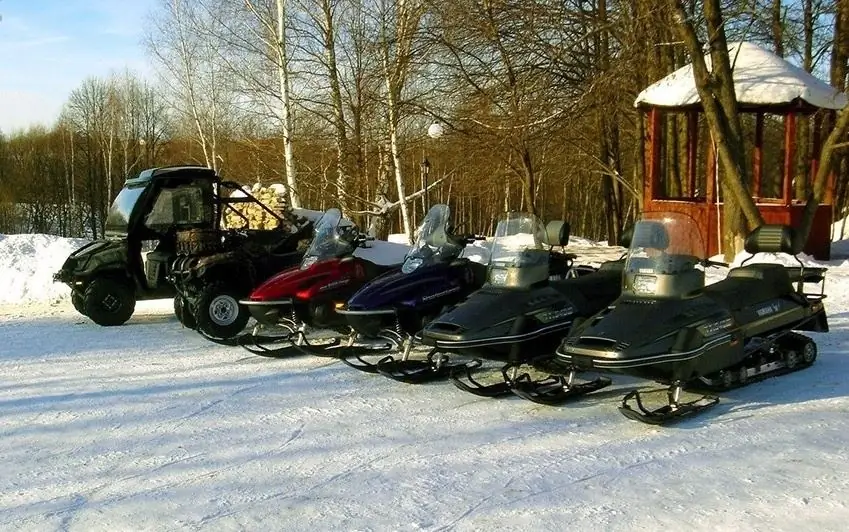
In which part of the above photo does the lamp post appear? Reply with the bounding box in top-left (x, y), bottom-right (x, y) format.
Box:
top-left (420, 157), bottom-right (431, 211)
top-left (422, 122), bottom-right (444, 211)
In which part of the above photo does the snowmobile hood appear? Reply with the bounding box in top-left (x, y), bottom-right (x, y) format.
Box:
top-left (346, 260), bottom-right (477, 312)
top-left (423, 268), bottom-right (623, 348)
top-left (422, 284), bottom-right (577, 347)
top-left (557, 294), bottom-right (732, 369)
top-left (246, 257), bottom-right (349, 302)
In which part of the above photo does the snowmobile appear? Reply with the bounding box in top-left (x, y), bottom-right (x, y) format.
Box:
top-left (555, 211), bottom-right (828, 425)
top-left (421, 211), bottom-right (625, 403)
top-left (334, 204), bottom-right (489, 381)
top-left (233, 208), bottom-right (403, 357)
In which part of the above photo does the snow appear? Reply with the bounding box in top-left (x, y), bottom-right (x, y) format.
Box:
top-left (388, 233), bottom-right (410, 245)
top-left (2, 233), bottom-right (849, 530)
top-left (635, 41), bottom-right (848, 110)
top-left (353, 239), bottom-right (411, 266)
top-left (0, 234), bottom-right (89, 303)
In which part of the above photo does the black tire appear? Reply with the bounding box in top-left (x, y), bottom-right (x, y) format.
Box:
top-left (194, 283), bottom-right (250, 339)
top-left (174, 295), bottom-right (197, 329)
top-left (71, 289), bottom-right (86, 315)
top-left (83, 277), bottom-right (136, 326)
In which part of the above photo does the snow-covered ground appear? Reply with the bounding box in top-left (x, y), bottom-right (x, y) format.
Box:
top-left (1, 233), bottom-right (849, 530)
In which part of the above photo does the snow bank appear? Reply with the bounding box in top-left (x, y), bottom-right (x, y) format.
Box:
top-left (353, 239), bottom-right (410, 266)
top-left (387, 233), bottom-right (409, 245)
top-left (0, 233), bottom-right (89, 304)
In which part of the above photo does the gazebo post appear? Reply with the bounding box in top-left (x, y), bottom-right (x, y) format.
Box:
top-left (687, 111), bottom-right (698, 196)
top-left (706, 133), bottom-right (716, 203)
top-left (645, 108), bottom-right (662, 202)
top-left (782, 112), bottom-right (797, 206)
top-left (753, 112), bottom-right (764, 198)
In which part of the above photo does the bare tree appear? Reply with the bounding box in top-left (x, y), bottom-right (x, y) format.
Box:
top-left (147, 0), bottom-right (226, 172)
top-left (668, 0), bottom-right (764, 257)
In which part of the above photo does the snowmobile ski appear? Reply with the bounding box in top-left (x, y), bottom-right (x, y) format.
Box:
top-left (375, 351), bottom-right (478, 384)
top-left (448, 362), bottom-right (514, 397)
top-left (617, 386), bottom-right (719, 426)
top-left (509, 369), bottom-right (612, 406)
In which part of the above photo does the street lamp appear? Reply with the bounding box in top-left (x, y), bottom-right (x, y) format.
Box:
top-left (421, 122), bottom-right (444, 211)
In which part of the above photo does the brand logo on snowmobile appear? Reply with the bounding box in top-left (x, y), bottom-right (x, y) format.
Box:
top-left (319, 278), bottom-right (351, 291)
top-left (535, 305), bottom-right (575, 323)
top-left (756, 302), bottom-right (781, 317)
top-left (422, 286), bottom-right (460, 301)
top-left (699, 317), bottom-right (733, 336)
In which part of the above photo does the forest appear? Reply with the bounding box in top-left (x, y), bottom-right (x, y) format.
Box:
top-left (1, 0), bottom-right (848, 246)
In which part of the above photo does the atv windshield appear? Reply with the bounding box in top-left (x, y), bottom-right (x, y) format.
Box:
top-left (624, 212), bottom-right (706, 297)
top-left (105, 185), bottom-right (146, 236)
top-left (487, 212), bottom-right (549, 287)
top-left (301, 208), bottom-right (354, 269)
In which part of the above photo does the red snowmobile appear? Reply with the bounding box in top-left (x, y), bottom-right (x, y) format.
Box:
top-left (235, 208), bottom-right (403, 357)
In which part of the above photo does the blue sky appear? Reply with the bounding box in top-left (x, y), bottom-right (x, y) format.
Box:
top-left (0, 0), bottom-right (157, 133)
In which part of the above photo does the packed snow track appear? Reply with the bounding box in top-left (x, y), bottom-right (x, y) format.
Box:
top-left (1, 299), bottom-right (849, 530)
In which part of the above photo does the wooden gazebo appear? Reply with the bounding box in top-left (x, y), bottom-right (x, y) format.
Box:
top-left (635, 42), bottom-right (847, 259)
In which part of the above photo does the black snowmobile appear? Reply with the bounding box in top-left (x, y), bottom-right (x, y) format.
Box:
top-left (556, 212), bottom-right (828, 425)
top-left (421, 211), bottom-right (625, 403)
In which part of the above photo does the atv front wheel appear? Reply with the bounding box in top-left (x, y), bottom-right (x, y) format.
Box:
top-left (174, 295), bottom-right (197, 329)
top-left (83, 278), bottom-right (136, 326)
top-left (194, 284), bottom-right (249, 339)
top-left (71, 289), bottom-right (86, 316)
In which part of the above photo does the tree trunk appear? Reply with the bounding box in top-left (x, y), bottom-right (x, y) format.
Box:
top-left (275, 0), bottom-right (300, 208)
top-left (669, 0), bottom-right (764, 259)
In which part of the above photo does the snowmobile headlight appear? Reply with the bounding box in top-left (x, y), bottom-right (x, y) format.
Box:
top-left (300, 255), bottom-right (319, 270)
top-left (490, 268), bottom-right (508, 285)
top-left (632, 274), bottom-right (658, 294)
top-left (402, 257), bottom-right (423, 273)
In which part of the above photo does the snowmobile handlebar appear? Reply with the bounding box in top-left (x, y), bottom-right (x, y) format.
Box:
top-left (463, 234), bottom-right (487, 244)
top-left (701, 258), bottom-right (728, 269)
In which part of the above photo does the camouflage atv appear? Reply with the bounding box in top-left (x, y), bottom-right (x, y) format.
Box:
top-left (54, 165), bottom-right (311, 333)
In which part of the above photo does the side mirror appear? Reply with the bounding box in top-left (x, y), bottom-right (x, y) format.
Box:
top-left (545, 220), bottom-right (570, 247)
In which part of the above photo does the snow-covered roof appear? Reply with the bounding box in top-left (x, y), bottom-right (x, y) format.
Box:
top-left (635, 42), bottom-right (847, 110)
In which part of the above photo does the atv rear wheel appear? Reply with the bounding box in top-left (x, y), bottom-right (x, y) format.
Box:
top-left (174, 295), bottom-right (197, 329)
top-left (83, 278), bottom-right (135, 326)
top-left (194, 283), bottom-right (250, 339)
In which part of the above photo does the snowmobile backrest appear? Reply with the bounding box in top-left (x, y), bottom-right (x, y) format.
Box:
top-left (618, 225), bottom-right (634, 248)
top-left (744, 224), bottom-right (801, 256)
top-left (546, 221), bottom-right (570, 247)
top-left (631, 220), bottom-right (669, 251)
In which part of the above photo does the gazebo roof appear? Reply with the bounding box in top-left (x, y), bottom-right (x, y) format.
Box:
top-left (635, 42), bottom-right (847, 111)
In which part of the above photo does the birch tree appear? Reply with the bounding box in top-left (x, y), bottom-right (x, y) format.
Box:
top-left (147, 0), bottom-right (225, 172)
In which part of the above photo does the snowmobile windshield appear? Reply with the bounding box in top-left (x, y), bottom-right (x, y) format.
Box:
top-left (401, 204), bottom-right (460, 273)
top-left (487, 212), bottom-right (550, 287)
top-left (624, 212), bottom-right (706, 297)
top-left (301, 208), bottom-right (354, 269)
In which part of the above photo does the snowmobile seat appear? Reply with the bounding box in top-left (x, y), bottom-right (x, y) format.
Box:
top-left (352, 257), bottom-right (398, 279)
top-left (553, 265), bottom-right (622, 305)
top-left (705, 263), bottom-right (793, 310)
top-left (598, 258), bottom-right (626, 274)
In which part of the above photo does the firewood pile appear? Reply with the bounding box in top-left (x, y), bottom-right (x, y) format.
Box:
top-left (223, 184), bottom-right (291, 231)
